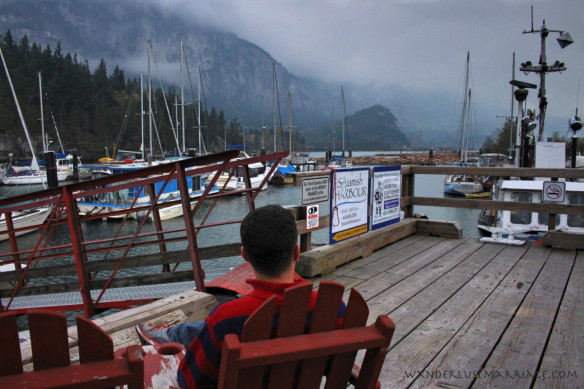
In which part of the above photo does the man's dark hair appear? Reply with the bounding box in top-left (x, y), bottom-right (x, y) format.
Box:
top-left (240, 205), bottom-right (298, 277)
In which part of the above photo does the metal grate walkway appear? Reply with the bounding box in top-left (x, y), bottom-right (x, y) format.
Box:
top-left (2, 267), bottom-right (232, 310)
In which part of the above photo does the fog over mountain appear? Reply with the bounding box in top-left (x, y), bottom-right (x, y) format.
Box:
top-left (3, 0), bottom-right (577, 148)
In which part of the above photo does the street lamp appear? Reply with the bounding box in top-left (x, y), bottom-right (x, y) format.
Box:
top-left (520, 10), bottom-right (574, 141)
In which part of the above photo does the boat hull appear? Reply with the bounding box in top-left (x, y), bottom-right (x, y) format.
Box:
top-left (0, 208), bottom-right (52, 242)
top-left (444, 180), bottom-right (484, 196)
top-left (2, 171), bottom-right (68, 185)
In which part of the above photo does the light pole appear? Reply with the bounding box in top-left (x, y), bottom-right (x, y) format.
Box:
top-left (520, 8), bottom-right (573, 141)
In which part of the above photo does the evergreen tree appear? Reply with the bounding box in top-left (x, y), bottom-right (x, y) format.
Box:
top-left (110, 65), bottom-right (125, 92)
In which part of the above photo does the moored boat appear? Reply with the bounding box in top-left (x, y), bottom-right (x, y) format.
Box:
top-left (0, 207), bottom-right (52, 242)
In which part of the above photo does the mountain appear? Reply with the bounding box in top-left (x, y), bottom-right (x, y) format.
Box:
top-left (0, 0), bottom-right (456, 151)
top-left (0, 0), bottom-right (334, 129)
top-left (303, 105), bottom-right (410, 151)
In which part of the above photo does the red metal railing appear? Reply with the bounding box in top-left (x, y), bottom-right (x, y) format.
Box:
top-left (0, 150), bottom-right (287, 317)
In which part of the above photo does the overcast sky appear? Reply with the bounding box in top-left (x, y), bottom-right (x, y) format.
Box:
top-left (156, 0), bottom-right (583, 135)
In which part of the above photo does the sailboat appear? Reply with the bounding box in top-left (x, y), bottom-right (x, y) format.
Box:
top-left (0, 66), bottom-right (68, 186)
top-left (1, 71), bottom-right (68, 185)
top-left (444, 52), bottom-right (484, 195)
top-left (324, 85), bottom-right (353, 170)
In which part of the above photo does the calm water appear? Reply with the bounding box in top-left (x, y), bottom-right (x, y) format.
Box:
top-left (0, 159), bottom-right (479, 265)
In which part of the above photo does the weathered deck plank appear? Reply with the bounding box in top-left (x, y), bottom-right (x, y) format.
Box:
top-left (344, 235), bottom-right (447, 280)
top-left (365, 240), bottom-right (502, 325)
top-left (407, 244), bottom-right (547, 388)
top-left (349, 237), bottom-right (470, 301)
top-left (472, 249), bottom-right (576, 388)
top-left (379, 243), bottom-right (528, 388)
top-left (534, 249), bottom-right (584, 389)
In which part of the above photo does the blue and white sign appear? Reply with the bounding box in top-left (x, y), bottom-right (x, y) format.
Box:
top-left (329, 167), bottom-right (370, 244)
top-left (371, 166), bottom-right (401, 230)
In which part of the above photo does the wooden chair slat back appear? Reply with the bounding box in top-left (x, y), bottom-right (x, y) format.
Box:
top-left (294, 281), bottom-right (346, 388)
top-left (77, 315), bottom-right (114, 364)
top-left (309, 281), bottom-right (345, 333)
top-left (233, 296), bottom-right (277, 389)
top-left (275, 283), bottom-right (312, 337)
top-left (266, 283), bottom-right (313, 389)
top-left (324, 288), bottom-right (370, 389)
top-left (0, 310), bottom-right (145, 389)
top-left (0, 312), bottom-right (24, 376)
top-left (29, 310), bottom-right (70, 371)
top-left (241, 296), bottom-right (276, 342)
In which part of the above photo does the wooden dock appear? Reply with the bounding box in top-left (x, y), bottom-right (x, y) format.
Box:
top-left (13, 232), bottom-right (583, 388)
top-left (313, 234), bottom-right (583, 388)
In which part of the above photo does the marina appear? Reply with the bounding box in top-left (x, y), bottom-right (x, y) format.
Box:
top-left (0, 1), bottom-right (583, 387)
top-left (1, 155), bottom-right (583, 388)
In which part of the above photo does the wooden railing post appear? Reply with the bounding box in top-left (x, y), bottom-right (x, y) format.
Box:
top-left (297, 206), bottom-right (312, 252)
top-left (548, 177), bottom-right (558, 232)
top-left (401, 166), bottom-right (414, 218)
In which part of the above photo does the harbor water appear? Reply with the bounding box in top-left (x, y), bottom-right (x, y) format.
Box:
top-left (0, 166), bottom-right (480, 269)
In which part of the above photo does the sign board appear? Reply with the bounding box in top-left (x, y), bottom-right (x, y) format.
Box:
top-left (542, 181), bottom-right (565, 203)
top-left (329, 168), bottom-right (370, 244)
top-left (306, 204), bottom-right (320, 231)
top-left (371, 166), bottom-right (401, 230)
top-left (301, 177), bottom-right (330, 205)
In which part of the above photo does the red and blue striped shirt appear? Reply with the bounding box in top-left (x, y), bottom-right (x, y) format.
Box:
top-left (177, 276), bottom-right (345, 388)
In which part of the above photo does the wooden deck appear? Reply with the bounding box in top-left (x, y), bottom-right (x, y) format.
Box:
top-left (312, 235), bottom-right (583, 388)
top-left (15, 234), bottom-right (582, 388)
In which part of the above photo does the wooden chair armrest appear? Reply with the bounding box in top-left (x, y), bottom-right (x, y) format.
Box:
top-left (350, 364), bottom-right (381, 389)
top-left (0, 358), bottom-right (139, 389)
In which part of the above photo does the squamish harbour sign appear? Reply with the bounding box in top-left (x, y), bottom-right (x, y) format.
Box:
top-left (328, 166), bottom-right (402, 244)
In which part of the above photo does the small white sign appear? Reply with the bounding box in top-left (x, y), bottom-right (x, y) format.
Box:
top-left (302, 177), bottom-right (330, 205)
top-left (542, 181), bottom-right (565, 203)
top-left (306, 204), bottom-right (320, 231)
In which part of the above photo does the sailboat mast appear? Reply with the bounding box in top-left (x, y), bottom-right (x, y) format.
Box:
top-left (148, 40), bottom-right (153, 161)
top-left (509, 52), bottom-right (516, 158)
top-left (181, 40), bottom-right (186, 154)
top-left (260, 95), bottom-right (264, 150)
top-left (198, 67), bottom-right (202, 155)
top-left (459, 51), bottom-right (470, 163)
top-left (341, 85), bottom-right (346, 154)
top-left (463, 89), bottom-right (472, 164)
top-left (288, 91), bottom-right (292, 153)
top-left (140, 73), bottom-right (145, 161)
top-left (39, 72), bottom-right (46, 152)
top-left (0, 46), bottom-right (39, 170)
top-left (273, 63), bottom-right (277, 152)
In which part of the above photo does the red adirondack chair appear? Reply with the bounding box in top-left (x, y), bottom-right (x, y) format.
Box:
top-left (217, 281), bottom-right (395, 389)
top-left (0, 310), bottom-right (144, 388)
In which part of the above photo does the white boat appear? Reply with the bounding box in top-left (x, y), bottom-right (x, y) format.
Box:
top-left (444, 175), bottom-right (484, 196)
top-left (207, 151), bottom-right (269, 192)
top-left (0, 207), bottom-right (52, 242)
top-left (444, 52), bottom-right (484, 196)
top-left (478, 180), bottom-right (584, 245)
top-left (2, 169), bottom-right (68, 185)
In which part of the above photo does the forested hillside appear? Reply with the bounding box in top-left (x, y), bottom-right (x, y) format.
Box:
top-left (0, 31), bottom-right (299, 161)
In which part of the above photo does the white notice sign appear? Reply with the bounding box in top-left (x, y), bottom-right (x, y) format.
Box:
top-left (371, 166), bottom-right (401, 230)
top-left (302, 177), bottom-right (330, 205)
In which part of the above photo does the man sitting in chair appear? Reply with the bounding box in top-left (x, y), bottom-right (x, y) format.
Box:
top-left (136, 204), bottom-right (346, 388)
